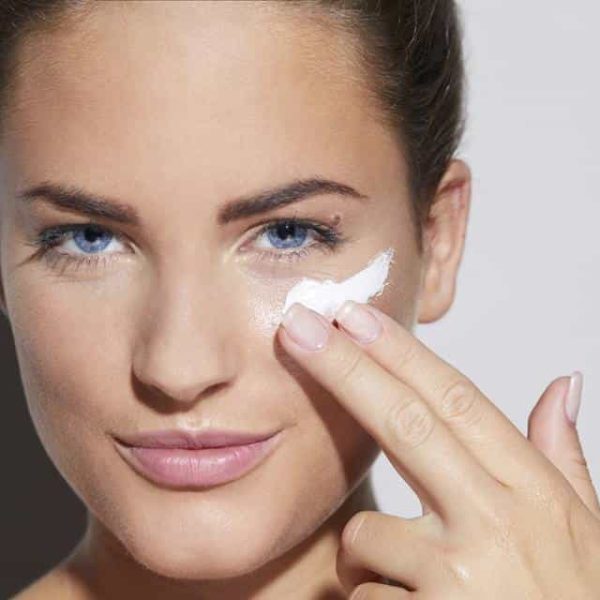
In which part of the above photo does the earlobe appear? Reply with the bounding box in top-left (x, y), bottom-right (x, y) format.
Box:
top-left (416, 159), bottom-right (471, 324)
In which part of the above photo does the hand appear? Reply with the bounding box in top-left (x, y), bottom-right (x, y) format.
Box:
top-left (277, 300), bottom-right (600, 599)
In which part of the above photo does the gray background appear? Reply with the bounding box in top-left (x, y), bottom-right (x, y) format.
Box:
top-left (1, 1), bottom-right (598, 596)
top-left (375, 0), bottom-right (600, 516)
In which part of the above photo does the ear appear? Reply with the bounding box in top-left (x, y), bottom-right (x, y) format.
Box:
top-left (416, 159), bottom-right (472, 324)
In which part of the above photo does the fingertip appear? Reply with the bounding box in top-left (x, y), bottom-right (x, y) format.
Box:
top-left (565, 371), bottom-right (584, 425)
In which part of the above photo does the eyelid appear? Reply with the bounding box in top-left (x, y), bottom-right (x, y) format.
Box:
top-left (242, 216), bottom-right (343, 246)
top-left (35, 222), bottom-right (127, 243)
top-left (35, 215), bottom-right (340, 248)
top-left (28, 215), bottom-right (348, 275)
top-left (25, 222), bottom-right (133, 266)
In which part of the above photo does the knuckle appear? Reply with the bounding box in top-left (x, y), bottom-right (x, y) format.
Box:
top-left (572, 452), bottom-right (590, 471)
top-left (566, 451), bottom-right (593, 482)
top-left (570, 470), bottom-right (594, 487)
top-left (437, 535), bottom-right (473, 583)
top-left (386, 397), bottom-right (435, 450)
top-left (524, 475), bottom-right (575, 515)
top-left (478, 488), bottom-right (517, 533)
top-left (442, 556), bottom-right (473, 587)
top-left (439, 378), bottom-right (482, 426)
top-left (548, 481), bottom-right (579, 520)
top-left (394, 337), bottom-right (422, 371)
top-left (335, 346), bottom-right (368, 394)
top-left (567, 500), bottom-right (600, 560)
top-left (453, 488), bottom-right (515, 544)
top-left (484, 484), bottom-right (574, 550)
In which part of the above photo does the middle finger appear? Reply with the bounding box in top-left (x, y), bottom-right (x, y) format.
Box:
top-left (334, 301), bottom-right (556, 489)
top-left (278, 303), bottom-right (501, 522)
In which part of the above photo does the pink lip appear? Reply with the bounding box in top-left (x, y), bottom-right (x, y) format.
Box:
top-left (113, 429), bottom-right (284, 489)
top-left (114, 427), bottom-right (281, 449)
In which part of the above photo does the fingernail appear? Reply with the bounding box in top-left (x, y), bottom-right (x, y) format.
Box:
top-left (281, 303), bottom-right (330, 351)
top-left (334, 300), bottom-right (382, 344)
top-left (564, 370), bottom-right (583, 425)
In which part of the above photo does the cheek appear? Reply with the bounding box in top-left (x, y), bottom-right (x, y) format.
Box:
top-left (243, 275), bottom-right (297, 336)
top-left (243, 243), bottom-right (420, 337)
top-left (6, 274), bottom-right (137, 493)
top-left (8, 264), bottom-right (295, 439)
top-left (4, 246), bottom-right (398, 575)
top-left (91, 413), bottom-right (380, 580)
top-left (11, 278), bottom-right (130, 407)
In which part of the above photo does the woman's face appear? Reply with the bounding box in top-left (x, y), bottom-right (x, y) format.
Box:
top-left (0, 1), bottom-right (426, 579)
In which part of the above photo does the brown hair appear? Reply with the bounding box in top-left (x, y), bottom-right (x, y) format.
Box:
top-left (0, 0), bottom-right (466, 250)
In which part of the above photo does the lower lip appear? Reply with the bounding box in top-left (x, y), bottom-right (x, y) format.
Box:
top-left (114, 431), bottom-right (284, 490)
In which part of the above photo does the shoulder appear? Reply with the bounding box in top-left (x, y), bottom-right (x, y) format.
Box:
top-left (11, 568), bottom-right (65, 600)
top-left (11, 564), bottom-right (85, 600)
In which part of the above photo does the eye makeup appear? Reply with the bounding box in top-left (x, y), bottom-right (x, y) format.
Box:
top-left (24, 216), bottom-right (351, 276)
top-left (24, 222), bottom-right (131, 276)
top-left (237, 216), bottom-right (349, 265)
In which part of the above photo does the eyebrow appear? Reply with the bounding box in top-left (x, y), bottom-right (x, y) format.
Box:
top-left (15, 177), bottom-right (370, 226)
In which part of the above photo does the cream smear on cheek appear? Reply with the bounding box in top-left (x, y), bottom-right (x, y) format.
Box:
top-left (278, 247), bottom-right (395, 323)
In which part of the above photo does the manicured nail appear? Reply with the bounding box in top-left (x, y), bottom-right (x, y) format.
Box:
top-left (281, 303), bottom-right (330, 351)
top-left (334, 300), bottom-right (383, 344)
top-left (564, 370), bottom-right (583, 425)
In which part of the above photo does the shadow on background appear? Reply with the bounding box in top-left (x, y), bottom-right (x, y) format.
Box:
top-left (1, 317), bottom-right (86, 598)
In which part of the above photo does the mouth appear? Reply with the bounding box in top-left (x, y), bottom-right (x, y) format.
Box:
top-left (112, 428), bottom-right (284, 490)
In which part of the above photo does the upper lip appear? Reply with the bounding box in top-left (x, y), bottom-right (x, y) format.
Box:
top-left (113, 428), bottom-right (281, 449)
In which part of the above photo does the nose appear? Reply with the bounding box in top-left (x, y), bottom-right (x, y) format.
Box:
top-left (132, 276), bottom-right (239, 407)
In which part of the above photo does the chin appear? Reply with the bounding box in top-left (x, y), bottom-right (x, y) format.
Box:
top-left (97, 490), bottom-right (295, 581)
top-left (120, 523), bottom-right (286, 581)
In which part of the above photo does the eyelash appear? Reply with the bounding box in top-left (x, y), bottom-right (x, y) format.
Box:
top-left (26, 218), bottom-right (349, 275)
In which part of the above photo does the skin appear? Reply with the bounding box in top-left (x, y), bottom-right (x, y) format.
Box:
top-left (278, 303), bottom-right (600, 598)
top-left (0, 1), bottom-right (596, 598)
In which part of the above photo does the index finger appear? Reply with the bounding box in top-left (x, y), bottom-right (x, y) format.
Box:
top-left (334, 301), bottom-right (554, 489)
top-left (277, 302), bottom-right (500, 522)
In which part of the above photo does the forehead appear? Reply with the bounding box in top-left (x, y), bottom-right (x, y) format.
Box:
top-left (2, 0), bottom-right (405, 209)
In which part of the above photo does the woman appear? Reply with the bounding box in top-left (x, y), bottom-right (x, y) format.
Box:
top-left (2, 0), bottom-right (599, 598)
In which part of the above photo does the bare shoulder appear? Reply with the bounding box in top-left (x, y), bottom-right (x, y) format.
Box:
top-left (11, 564), bottom-right (87, 600)
top-left (11, 568), bottom-right (62, 600)
top-left (11, 568), bottom-right (68, 600)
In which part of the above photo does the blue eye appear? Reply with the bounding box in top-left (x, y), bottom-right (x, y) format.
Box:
top-left (29, 217), bottom-right (347, 275)
top-left (71, 225), bottom-right (114, 253)
top-left (35, 224), bottom-right (124, 256)
top-left (249, 218), bottom-right (346, 263)
top-left (27, 223), bottom-right (129, 274)
top-left (266, 221), bottom-right (309, 249)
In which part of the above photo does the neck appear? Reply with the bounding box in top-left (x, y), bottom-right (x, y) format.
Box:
top-left (59, 475), bottom-right (379, 599)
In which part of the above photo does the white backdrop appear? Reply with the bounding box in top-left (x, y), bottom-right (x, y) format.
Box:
top-left (373, 1), bottom-right (600, 516)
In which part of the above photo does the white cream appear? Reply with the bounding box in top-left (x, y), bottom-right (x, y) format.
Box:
top-left (280, 247), bottom-right (395, 322)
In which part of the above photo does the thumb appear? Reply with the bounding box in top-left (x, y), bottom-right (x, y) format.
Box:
top-left (527, 372), bottom-right (600, 518)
